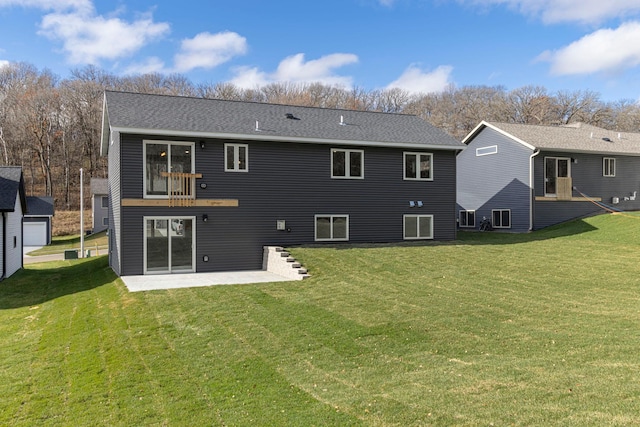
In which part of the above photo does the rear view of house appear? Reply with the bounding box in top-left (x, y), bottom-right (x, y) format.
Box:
top-left (458, 121), bottom-right (640, 232)
top-left (101, 91), bottom-right (465, 276)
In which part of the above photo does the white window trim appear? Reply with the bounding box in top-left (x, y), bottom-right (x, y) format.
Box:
top-left (331, 148), bottom-right (364, 179)
top-left (102, 217), bottom-right (109, 226)
top-left (403, 152), bottom-right (433, 181)
top-left (476, 145), bottom-right (498, 156)
top-left (143, 140), bottom-right (195, 199)
top-left (459, 210), bottom-right (475, 228)
top-left (225, 143), bottom-right (249, 172)
top-left (603, 157), bottom-right (616, 177)
top-left (403, 214), bottom-right (434, 240)
top-left (544, 156), bottom-right (572, 197)
top-left (491, 209), bottom-right (511, 229)
top-left (314, 214), bottom-right (349, 241)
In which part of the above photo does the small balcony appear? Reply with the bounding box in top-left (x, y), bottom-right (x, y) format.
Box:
top-left (161, 172), bottom-right (203, 206)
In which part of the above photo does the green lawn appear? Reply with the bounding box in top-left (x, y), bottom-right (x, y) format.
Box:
top-left (2, 213), bottom-right (640, 426)
top-left (27, 231), bottom-right (108, 256)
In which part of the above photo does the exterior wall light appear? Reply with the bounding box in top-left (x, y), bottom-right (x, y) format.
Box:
top-left (202, 214), bottom-right (208, 222)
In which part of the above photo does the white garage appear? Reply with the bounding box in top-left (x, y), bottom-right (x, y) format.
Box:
top-left (24, 221), bottom-right (48, 246)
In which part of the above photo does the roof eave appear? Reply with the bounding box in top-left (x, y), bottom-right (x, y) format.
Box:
top-left (463, 121), bottom-right (537, 151)
top-left (111, 126), bottom-right (466, 151)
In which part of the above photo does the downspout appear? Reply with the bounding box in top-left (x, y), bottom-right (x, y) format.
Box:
top-left (2, 212), bottom-right (6, 280)
top-left (529, 149), bottom-right (541, 231)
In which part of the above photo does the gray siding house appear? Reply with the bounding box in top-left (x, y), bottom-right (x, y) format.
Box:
top-left (101, 91), bottom-right (465, 276)
top-left (458, 121), bottom-right (640, 232)
top-left (0, 167), bottom-right (27, 279)
top-left (90, 178), bottom-right (109, 233)
top-left (24, 196), bottom-right (54, 246)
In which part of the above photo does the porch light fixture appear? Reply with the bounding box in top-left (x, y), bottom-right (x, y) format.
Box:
top-left (200, 140), bottom-right (206, 149)
top-left (202, 214), bottom-right (208, 222)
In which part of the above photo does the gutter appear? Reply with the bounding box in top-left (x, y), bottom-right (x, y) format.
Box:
top-left (529, 149), bottom-right (541, 231)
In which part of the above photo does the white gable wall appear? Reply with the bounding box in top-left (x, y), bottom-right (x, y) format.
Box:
top-left (4, 195), bottom-right (23, 278)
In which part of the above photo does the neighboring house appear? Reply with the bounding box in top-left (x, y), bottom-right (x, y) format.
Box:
top-left (0, 166), bottom-right (26, 279)
top-left (91, 178), bottom-right (109, 233)
top-left (100, 91), bottom-right (465, 276)
top-left (457, 121), bottom-right (640, 232)
top-left (24, 196), bottom-right (54, 246)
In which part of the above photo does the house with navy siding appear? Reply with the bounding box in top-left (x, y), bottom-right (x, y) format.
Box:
top-left (0, 166), bottom-right (27, 279)
top-left (100, 91), bottom-right (465, 276)
top-left (457, 121), bottom-right (640, 232)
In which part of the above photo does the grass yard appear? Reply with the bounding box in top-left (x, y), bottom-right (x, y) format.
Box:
top-left (27, 231), bottom-right (108, 256)
top-left (2, 213), bottom-right (640, 426)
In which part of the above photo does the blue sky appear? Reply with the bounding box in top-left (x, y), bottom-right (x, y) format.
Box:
top-left (2, 0), bottom-right (640, 101)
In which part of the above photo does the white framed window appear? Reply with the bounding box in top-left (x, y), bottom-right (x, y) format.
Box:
top-left (331, 149), bottom-right (363, 179)
top-left (603, 157), bottom-right (616, 177)
top-left (315, 215), bottom-right (349, 241)
top-left (101, 196), bottom-right (109, 208)
top-left (492, 209), bottom-right (511, 229)
top-left (143, 140), bottom-right (194, 198)
top-left (404, 152), bottom-right (433, 180)
top-left (476, 145), bottom-right (498, 156)
top-left (459, 210), bottom-right (475, 228)
top-left (403, 215), bottom-right (434, 240)
top-left (225, 143), bottom-right (249, 172)
top-left (102, 217), bottom-right (109, 226)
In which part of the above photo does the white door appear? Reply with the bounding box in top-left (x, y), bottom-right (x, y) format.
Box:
top-left (24, 222), bottom-right (47, 246)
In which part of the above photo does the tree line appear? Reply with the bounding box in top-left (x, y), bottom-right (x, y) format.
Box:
top-left (2, 61), bottom-right (639, 210)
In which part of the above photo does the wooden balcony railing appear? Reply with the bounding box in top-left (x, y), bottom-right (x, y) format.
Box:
top-left (161, 172), bottom-right (203, 206)
top-left (556, 177), bottom-right (573, 201)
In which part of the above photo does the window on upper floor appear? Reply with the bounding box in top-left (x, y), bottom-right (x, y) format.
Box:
top-left (144, 141), bottom-right (194, 197)
top-left (404, 152), bottom-right (433, 180)
top-left (404, 215), bottom-right (434, 240)
top-left (225, 143), bottom-right (248, 172)
top-left (492, 209), bottom-right (511, 229)
top-left (603, 157), bottom-right (616, 177)
top-left (315, 215), bottom-right (349, 241)
top-left (476, 145), bottom-right (498, 156)
top-left (101, 196), bottom-right (108, 208)
top-left (331, 149), bottom-right (363, 179)
top-left (459, 210), bottom-right (475, 228)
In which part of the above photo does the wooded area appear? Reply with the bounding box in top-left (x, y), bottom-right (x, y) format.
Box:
top-left (2, 61), bottom-right (640, 210)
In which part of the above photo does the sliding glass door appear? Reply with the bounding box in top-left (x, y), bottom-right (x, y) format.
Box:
top-left (144, 217), bottom-right (194, 274)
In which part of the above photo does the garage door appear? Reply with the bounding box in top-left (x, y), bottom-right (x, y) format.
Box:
top-left (24, 222), bottom-right (47, 246)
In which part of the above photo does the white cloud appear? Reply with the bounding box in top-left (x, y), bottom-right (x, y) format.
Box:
top-left (38, 9), bottom-right (170, 65)
top-left (0, 60), bottom-right (9, 68)
top-left (458, 0), bottom-right (640, 24)
top-left (386, 65), bottom-right (453, 94)
top-left (173, 31), bottom-right (247, 73)
top-left (538, 22), bottom-right (640, 75)
top-left (230, 53), bottom-right (358, 89)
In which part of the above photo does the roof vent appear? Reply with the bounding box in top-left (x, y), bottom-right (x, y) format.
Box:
top-left (602, 137), bottom-right (612, 142)
top-left (285, 113), bottom-right (300, 120)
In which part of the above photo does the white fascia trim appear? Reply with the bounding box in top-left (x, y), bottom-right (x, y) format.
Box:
top-left (463, 121), bottom-right (537, 151)
top-left (110, 126), bottom-right (466, 151)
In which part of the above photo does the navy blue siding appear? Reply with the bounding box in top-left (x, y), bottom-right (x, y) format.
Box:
top-left (457, 127), bottom-right (533, 232)
top-left (108, 131), bottom-right (122, 275)
top-left (118, 134), bottom-right (458, 275)
top-left (533, 151), bottom-right (640, 229)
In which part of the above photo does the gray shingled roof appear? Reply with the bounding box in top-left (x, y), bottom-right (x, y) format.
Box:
top-left (470, 121), bottom-right (640, 155)
top-left (90, 178), bottom-right (108, 195)
top-left (26, 196), bottom-right (54, 216)
top-left (102, 91), bottom-right (464, 153)
top-left (0, 166), bottom-right (26, 212)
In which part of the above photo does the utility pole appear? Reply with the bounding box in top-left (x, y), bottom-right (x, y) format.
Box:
top-left (80, 168), bottom-right (84, 258)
